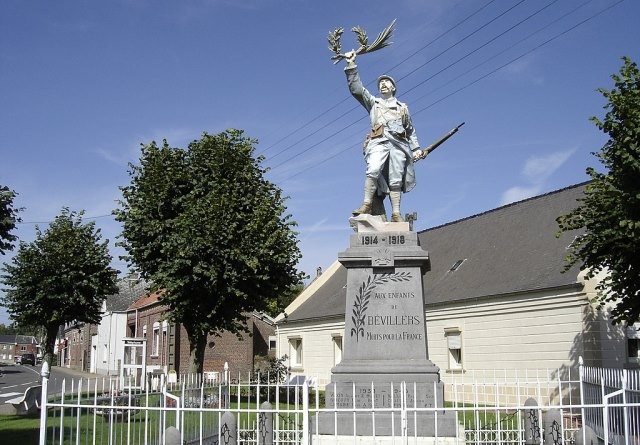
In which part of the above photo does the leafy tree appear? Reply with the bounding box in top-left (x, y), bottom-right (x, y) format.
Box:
top-left (0, 185), bottom-right (21, 254)
top-left (557, 57), bottom-right (640, 324)
top-left (254, 354), bottom-right (289, 384)
top-left (115, 129), bottom-right (303, 373)
top-left (265, 282), bottom-right (305, 318)
top-left (1, 209), bottom-right (118, 370)
top-left (0, 322), bottom-right (18, 335)
top-left (0, 321), bottom-right (41, 337)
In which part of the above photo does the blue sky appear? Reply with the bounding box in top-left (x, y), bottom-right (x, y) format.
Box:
top-left (1, 0), bottom-right (638, 325)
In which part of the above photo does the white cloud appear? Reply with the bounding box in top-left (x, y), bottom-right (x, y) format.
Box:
top-left (298, 218), bottom-right (350, 235)
top-left (500, 147), bottom-right (576, 206)
top-left (93, 147), bottom-right (129, 166)
top-left (522, 149), bottom-right (575, 182)
top-left (500, 185), bottom-right (543, 205)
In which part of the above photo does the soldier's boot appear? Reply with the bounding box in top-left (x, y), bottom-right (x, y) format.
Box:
top-left (371, 194), bottom-right (388, 221)
top-left (352, 177), bottom-right (377, 216)
top-left (390, 190), bottom-right (404, 222)
top-left (353, 202), bottom-right (372, 215)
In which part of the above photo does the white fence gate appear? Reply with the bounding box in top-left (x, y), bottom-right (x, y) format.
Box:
top-left (35, 358), bottom-right (640, 445)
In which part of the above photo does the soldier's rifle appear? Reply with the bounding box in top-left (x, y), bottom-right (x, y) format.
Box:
top-left (415, 122), bottom-right (465, 162)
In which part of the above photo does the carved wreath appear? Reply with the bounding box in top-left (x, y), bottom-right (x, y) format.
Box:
top-left (351, 271), bottom-right (412, 341)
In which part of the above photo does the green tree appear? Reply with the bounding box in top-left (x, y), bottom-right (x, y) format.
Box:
top-left (0, 322), bottom-right (18, 335)
top-left (265, 282), bottom-right (305, 318)
top-left (557, 57), bottom-right (640, 324)
top-left (0, 185), bottom-right (21, 254)
top-left (1, 209), bottom-right (118, 370)
top-left (115, 129), bottom-right (303, 373)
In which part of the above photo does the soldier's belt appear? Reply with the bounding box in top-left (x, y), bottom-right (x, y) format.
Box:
top-left (363, 125), bottom-right (408, 148)
top-left (369, 124), bottom-right (384, 138)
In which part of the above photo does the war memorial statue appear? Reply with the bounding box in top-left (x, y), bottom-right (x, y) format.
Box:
top-left (344, 49), bottom-right (422, 223)
top-left (316, 21), bottom-right (460, 439)
top-left (330, 21), bottom-right (463, 223)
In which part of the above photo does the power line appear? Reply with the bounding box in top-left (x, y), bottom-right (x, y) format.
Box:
top-left (401, 0), bottom-right (561, 99)
top-left (411, 0), bottom-right (624, 115)
top-left (409, 0), bottom-right (598, 107)
top-left (396, 0), bottom-right (527, 87)
top-left (17, 213), bottom-right (115, 225)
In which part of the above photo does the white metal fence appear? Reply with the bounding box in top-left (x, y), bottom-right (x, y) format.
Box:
top-left (35, 359), bottom-right (640, 445)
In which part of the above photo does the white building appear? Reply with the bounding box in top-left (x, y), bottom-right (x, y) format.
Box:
top-left (92, 275), bottom-right (148, 376)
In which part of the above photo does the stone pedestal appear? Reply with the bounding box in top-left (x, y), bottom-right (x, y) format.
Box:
top-left (315, 215), bottom-right (457, 437)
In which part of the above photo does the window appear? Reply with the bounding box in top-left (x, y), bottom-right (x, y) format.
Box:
top-left (445, 328), bottom-right (463, 371)
top-left (152, 322), bottom-right (160, 356)
top-left (268, 336), bottom-right (277, 351)
top-left (627, 324), bottom-right (640, 363)
top-left (162, 321), bottom-right (168, 363)
top-left (103, 344), bottom-right (108, 363)
top-left (449, 259), bottom-right (467, 272)
top-left (332, 335), bottom-right (343, 366)
top-left (629, 339), bottom-right (639, 358)
top-left (289, 337), bottom-right (303, 369)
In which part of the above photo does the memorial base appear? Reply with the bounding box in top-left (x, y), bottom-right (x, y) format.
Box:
top-left (311, 434), bottom-right (462, 445)
top-left (313, 412), bottom-right (459, 437)
top-left (315, 215), bottom-right (458, 438)
top-left (316, 375), bottom-right (458, 437)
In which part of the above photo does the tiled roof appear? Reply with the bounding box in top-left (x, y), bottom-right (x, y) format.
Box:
top-left (105, 276), bottom-right (150, 312)
top-left (0, 334), bottom-right (38, 345)
top-left (284, 182), bottom-right (588, 323)
top-left (127, 290), bottom-right (164, 311)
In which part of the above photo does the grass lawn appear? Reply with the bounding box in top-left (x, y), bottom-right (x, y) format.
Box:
top-left (0, 396), bottom-right (302, 445)
top-left (0, 413), bottom-right (40, 444)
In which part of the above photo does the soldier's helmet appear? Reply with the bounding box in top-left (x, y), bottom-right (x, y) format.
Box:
top-left (377, 75), bottom-right (397, 94)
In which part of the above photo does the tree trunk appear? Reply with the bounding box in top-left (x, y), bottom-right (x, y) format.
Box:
top-left (41, 325), bottom-right (58, 380)
top-left (186, 328), bottom-right (207, 374)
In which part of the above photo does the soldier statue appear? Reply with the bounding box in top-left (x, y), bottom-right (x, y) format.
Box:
top-left (343, 50), bottom-right (423, 222)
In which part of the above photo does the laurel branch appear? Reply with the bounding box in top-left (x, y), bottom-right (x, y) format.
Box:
top-left (328, 19), bottom-right (396, 65)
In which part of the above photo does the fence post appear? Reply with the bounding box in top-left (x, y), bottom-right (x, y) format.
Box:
top-left (258, 401), bottom-right (273, 445)
top-left (602, 376), bottom-right (609, 445)
top-left (38, 361), bottom-right (50, 445)
top-left (542, 408), bottom-right (563, 445)
top-left (164, 426), bottom-right (181, 445)
top-left (220, 411), bottom-right (237, 445)
top-left (524, 397), bottom-right (540, 445)
top-left (622, 370), bottom-right (629, 445)
top-left (578, 356), bottom-right (586, 445)
top-left (302, 380), bottom-right (309, 445)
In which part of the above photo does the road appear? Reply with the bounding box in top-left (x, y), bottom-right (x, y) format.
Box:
top-left (0, 362), bottom-right (107, 400)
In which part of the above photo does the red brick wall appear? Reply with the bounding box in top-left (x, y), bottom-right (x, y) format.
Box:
top-left (127, 303), bottom-right (171, 370)
top-left (64, 324), bottom-right (95, 371)
top-left (12, 342), bottom-right (38, 357)
top-left (176, 315), bottom-right (275, 376)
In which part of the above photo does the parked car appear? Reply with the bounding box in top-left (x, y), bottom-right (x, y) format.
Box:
top-left (20, 353), bottom-right (36, 366)
top-left (14, 355), bottom-right (22, 364)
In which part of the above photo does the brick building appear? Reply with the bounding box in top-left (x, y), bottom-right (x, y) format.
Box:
top-left (126, 291), bottom-right (174, 374)
top-left (176, 311), bottom-right (275, 376)
top-left (126, 291), bottom-right (275, 376)
top-left (61, 322), bottom-right (95, 371)
top-left (0, 334), bottom-right (39, 363)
